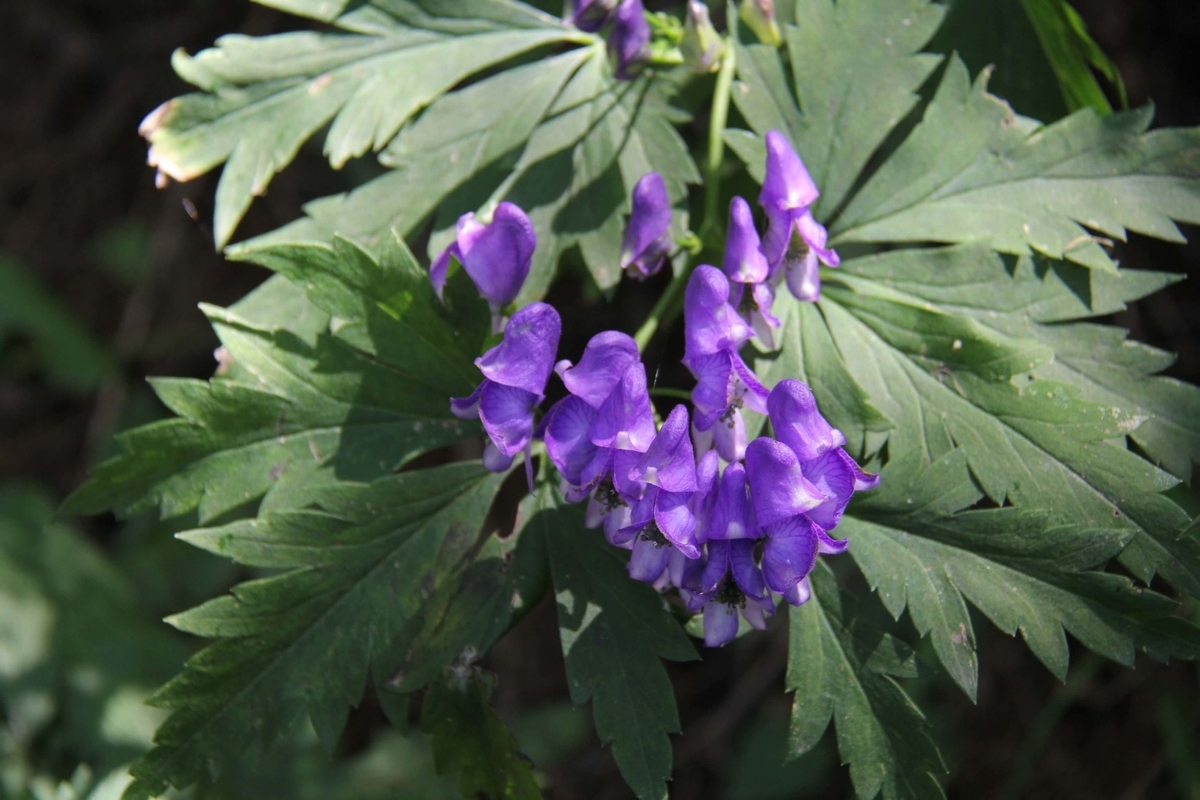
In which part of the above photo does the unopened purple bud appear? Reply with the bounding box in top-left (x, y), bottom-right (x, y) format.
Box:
top-left (572, 0), bottom-right (619, 32)
top-left (620, 172), bottom-right (672, 279)
top-left (434, 202), bottom-right (536, 309)
top-left (723, 197), bottom-right (770, 285)
top-left (608, 0), bottom-right (651, 80)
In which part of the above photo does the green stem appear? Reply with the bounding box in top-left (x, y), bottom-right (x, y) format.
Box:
top-left (634, 41), bottom-right (736, 352)
top-left (649, 386), bottom-right (694, 401)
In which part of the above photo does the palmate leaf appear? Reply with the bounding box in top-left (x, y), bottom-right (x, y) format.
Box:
top-left (64, 236), bottom-right (489, 523)
top-left (787, 561), bottom-right (946, 800)
top-left (142, 0), bottom-right (586, 247)
top-left (123, 463), bottom-right (507, 799)
top-left (543, 490), bottom-right (698, 800)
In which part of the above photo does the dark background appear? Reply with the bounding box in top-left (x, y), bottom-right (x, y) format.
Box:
top-left (2, 0), bottom-right (1198, 797)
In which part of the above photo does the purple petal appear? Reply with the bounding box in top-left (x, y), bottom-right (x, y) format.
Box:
top-left (745, 438), bottom-right (829, 527)
top-left (572, 0), bottom-right (618, 31)
top-left (544, 396), bottom-right (599, 486)
top-left (629, 405), bottom-right (698, 492)
top-left (449, 380), bottom-right (485, 420)
top-left (816, 527), bottom-right (849, 554)
top-left (839, 448), bottom-right (881, 491)
top-left (621, 172), bottom-right (672, 278)
top-left (699, 539), bottom-right (731, 593)
top-left (605, 504), bottom-right (635, 548)
top-left (785, 249), bottom-right (822, 302)
top-left (748, 282), bottom-right (781, 348)
top-left (669, 547), bottom-right (705, 589)
top-left (740, 596), bottom-right (773, 630)
top-left (685, 351), bottom-right (733, 430)
top-left (479, 381), bottom-right (539, 457)
top-left (575, 447), bottom-right (615, 500)
top-left (730, 352), bottom-right (769, 414)
top-left (429, 242), bottom-right (462, 300)
top-left (761, 515), bottom-right (820, 596)
top-left (608, 0), bottom-right (650, 80)
top-left (723, 197), bottom-right (770, 285)
top-left (482, 441), bottom-right (515, 472)
top-left (759, 130), bottom-right (819, 215)
top-left (655, 490), bottom-right (700, 558)
top-left (761, 206), bottom-right (794, 267)
top-left (683, 266), bottom-right (753, 362)
top-left (692, 449), bottom-right (720, 541)
top-left (784, 576), bottom-right (812, 606)
top-left (612, 448), bottom-right (648, 502)
top-left (767, 379), bottom-right (847, 462)
top-left (590, 362), bottom-right (656, 452)
top-left (703, 601), bottom-right (740, 647)
top-left (712, 408), bottom-right (748, 463)
top-left (629, 535), bottom-right (670, 582)
top-left (475, 302), bottom-right (561, 395)
top-left (557, 331), bottom-right (640, 409)
top-left (455, 203), bottom-right (536, 307)
top-left (700, 599), bottom-right (739, 652)
top-left (797, 211), bottom-right (839, 267)
top-left (800, 448), bottom-right (856, 531)
top-left (730, 539), bottom-right (769, 599)
top-left (708, 462), bottom-right (758, 540)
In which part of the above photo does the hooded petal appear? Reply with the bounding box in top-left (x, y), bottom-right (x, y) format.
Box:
top-left (557, 331), bottom-right (641, 409)
top-left (712, 408), bottom-right (748, 463)
top-left (478, 381), bottom-right (540, 457)
top-left (621, 172), bottom-right (672, 277)
top-left (761, 515), bottom-right (820, 596)
top-left (572, 0), bottom-right (618, 31)
top-left (629, 534), bottom-right (670, 582)
top-left (456, 203), bottom-right (536, 307)
top-left (655, 490), bottom-right (700, 558)
top-left (767, 379), bottom-right (847, 462)
top-left (745, 437), bottom-right (828, 527)
top-left (544, 396), bottom-right (599, 486)
top-left (799, 448), bottom-right (856, 531)
top-left (707, 462), bottom-right (757, 540)
top-left (629, 405), bottom-right (698, 492)
top-left (608, 0), bottom-right (650, 80)
top-left (476, 302), bottom-right (561, 394)
top-left (703, 601), bottom-right (740, 647)
top-left (683, 266), bottom-right (753, 362)
top-left (723, 197), bottom-right (770, 285)
top-left (590, 362), bottom-right (656, 452)
top-left (759, 130), bottom-right (819, 214)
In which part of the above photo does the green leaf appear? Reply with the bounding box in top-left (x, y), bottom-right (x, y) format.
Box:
top-left (63, 239), bottom-right (489, 523)
top-left (787, 562), bottom-right (946, 800)
top-left (732, 0), bottom-right (945, 219)
top-left (422, 666), bottom-right (542, 800)
top-left (143, 1), bottom-right (586, 246)
top-left (1020, 0), bottom-right (1127, 114)
top-left (833, 58), bottom-right (1200, 272)
top-left (845, 449), bottom-right (1200, 699)
top-left (0, 254), bottom-right (112, 392)
top-left (122, 464), bottom-right (507, 799)
top-left (544, 492), bottom-right (697, 800)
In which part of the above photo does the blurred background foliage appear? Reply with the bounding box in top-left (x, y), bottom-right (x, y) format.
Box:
top-left (1, 0), bottom-right (1198, 798)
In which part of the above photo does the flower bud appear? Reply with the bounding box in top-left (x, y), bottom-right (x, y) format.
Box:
top-left (739, 0), bottom-right (781, 47)
top-left (681, 0), bottom-right (722, 73)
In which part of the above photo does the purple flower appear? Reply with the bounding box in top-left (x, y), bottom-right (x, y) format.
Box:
top-left (766, 378), bottom-right (846, 462)
top-left (452, 303), bottom-right (561, 487)
top-left (682, 266), bottom-right (769, 461)
top-left (620, 172), bottom-right (673, 280)
top-left (705, 462), bottom-right (758, 540)
top-left (572, 0), bottom-right (619, 31)
top-left (608, 0), bottom-right (651, 80)
top-left (430, 202), bottom-right (536, 324)
top-left (757, 132), bottom-right (840, 302)
top-left (621, 405), bottom-right (702, 581)
top-left (687, 539), bottom-right (775, 647)
top-left (723, 196), bottom-right (781, 348)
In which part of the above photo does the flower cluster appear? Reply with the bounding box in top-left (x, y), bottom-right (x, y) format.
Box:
top-left (436, 133), bottom-right (869, 648)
